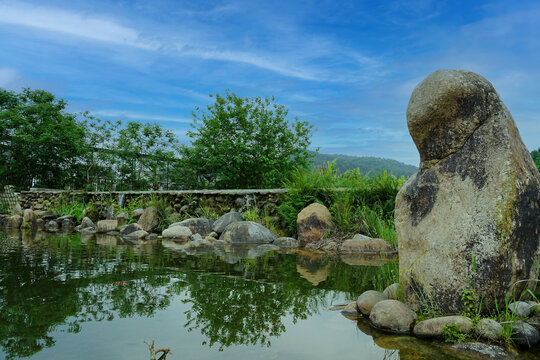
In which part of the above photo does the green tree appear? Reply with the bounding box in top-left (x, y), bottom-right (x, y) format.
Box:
top-left (0, 88), bottom-right (86, 189)
top-left (531, 148), bottom-right (540, 172)
top-left (177, 91), bottom-right (315, 189)
top-left (115, 121), bottom-right (179, 190)
top-left (79, 112), bottom-right (121, 191)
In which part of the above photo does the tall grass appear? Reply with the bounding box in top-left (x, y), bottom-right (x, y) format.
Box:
top-left (243, 205), bottom-right (288, 237)
top-left (49, 193), bottom-right (86, 221)
top-left (278, 162), bottom-right (405, 243)
top-left (146, 194), bottom-right (172, 232)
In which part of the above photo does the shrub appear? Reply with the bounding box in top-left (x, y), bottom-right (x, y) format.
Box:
top-left (278, 162), bottom-right (404, 241)
top-left (49, 193), bottom-right (86, 221)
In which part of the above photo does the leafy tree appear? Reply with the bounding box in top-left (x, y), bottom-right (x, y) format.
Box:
top-left (177, 91), bottom-right (315, 189)
top-left (79, 112), bottom-right (121, 191)
top-left (115, 121), bottom-right (179, 190)
top-left (531, 148), bottom-right (540, 172)
top-left (0, 88), bottom-right (86, 189)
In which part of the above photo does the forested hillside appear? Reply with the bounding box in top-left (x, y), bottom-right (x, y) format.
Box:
top-left (311, 152), bottom-right (417, 178)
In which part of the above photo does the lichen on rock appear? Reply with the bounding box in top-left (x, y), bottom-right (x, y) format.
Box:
top-left (396, 69), bottom-right (540, 313)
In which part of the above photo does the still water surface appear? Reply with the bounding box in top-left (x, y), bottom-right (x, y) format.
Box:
top-left (0, 230), bottom-right (538, 360)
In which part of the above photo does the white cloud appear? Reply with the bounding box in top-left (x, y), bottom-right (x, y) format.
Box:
top-left (0, 2), bottom-right (158, 49)
top-left (0, 2), bottom-right (385, 82)
top-left (180, 47), bottom-right (319, 81)
top-left (93, 110), bottom-right (191, 123)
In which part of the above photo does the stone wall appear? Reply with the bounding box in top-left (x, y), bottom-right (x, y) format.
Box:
top-left (19, 189), bottom-right (288, 217)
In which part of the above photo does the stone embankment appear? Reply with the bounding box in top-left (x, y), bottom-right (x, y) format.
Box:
top-left (18, 188), bottom-right (287, 215)
top-left (341, 286), bottom-right (540, 350)
top-left (0, 200), bottom-right (396, 259)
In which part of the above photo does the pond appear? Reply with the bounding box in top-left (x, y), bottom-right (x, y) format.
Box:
top-left (0, 230), bottom-right (538, 360)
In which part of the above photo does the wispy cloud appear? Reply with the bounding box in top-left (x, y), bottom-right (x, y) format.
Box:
top-left (0, 2), bottom-right (382, 83)
top-left (180, 47), bottom-right (320, 81)
top-left (93, 110), bottom-right (192, 123)
top-left (0, 2), bottom-right (158, 49)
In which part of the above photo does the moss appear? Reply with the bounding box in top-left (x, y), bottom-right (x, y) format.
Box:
top-left (495, 173), bottom-right (517, 243)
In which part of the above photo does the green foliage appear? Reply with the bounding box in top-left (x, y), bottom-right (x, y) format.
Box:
top-left (176, 90), bottom-right (315, 189)
top-left (48, 193), bottom-right (86, 221)
top-left (369, 258), bottom-right (399, 292)
top-left (531, 148), bottom-right (540, 172)
top-left (167, 212), bottom-right (185, 225)
top-left (242, 205), bottom-right (287, 237)
top-left (311, 152), bottom-right (418, 178)
top-left (147, 195), bottom-right (172, 231)
top-left (118, 195), bottom-right (147, 215)
top-left (0, 88), bottom-right (87, 189)
top-left (279, 162), bottom-right (404, 241)
top-left (460, 254), bottom-right (484, 321)
top-left (494, 293), bottom-right (523, 347)
top-left (442, 323), bottom-right (469, 343)
top-left (79, 112), bottom-right (121, 191)
top-left (115, 121), bottom-right (179, 190)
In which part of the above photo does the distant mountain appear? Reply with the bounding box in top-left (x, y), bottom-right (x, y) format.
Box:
top-left (311, 152), bottom-right (418, 178)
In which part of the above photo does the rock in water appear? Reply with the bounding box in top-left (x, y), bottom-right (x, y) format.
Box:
top-left (21, 209), bottom-right (36, 229)
top-left (212, 212), bottom-right (243, 234)
top-left (369, 300), bottom-right (417, 334)
top-left (395, 70), bottom-right (540, 313)
top-left (137, 206), bottom-right (159, 232)
top-left (176, 218), bottom-right (214, 237)
top-left (219, 221), bottom-right (276, 244)
top-left (297, 203), bottom-right (332, 244)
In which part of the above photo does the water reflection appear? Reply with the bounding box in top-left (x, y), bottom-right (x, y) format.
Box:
top-left (0, 231), bottom-right (402, 359)
top-left (296, 253), bottom-right (329, 286)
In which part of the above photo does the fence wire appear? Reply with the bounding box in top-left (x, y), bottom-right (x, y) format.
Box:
top-left (0, 185), bottom-right (19, 214)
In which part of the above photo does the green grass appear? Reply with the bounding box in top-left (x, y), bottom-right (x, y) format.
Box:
top-left (279, 161), bottom-right (404, 242)
top-left (48, 193), bottom-right (86, 222)
top-left (146, 194), bottom-right (172, 232)
top-left (243, 205), bottom-right (287, 237)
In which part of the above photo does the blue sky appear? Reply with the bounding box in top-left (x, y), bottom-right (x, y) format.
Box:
top-left (1, 0), bottom-right (539, 165)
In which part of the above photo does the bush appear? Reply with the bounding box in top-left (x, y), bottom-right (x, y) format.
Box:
top-left (49, 193), bottom-right (86, 221)
top-left (278, 162), bottom-right (404, 242)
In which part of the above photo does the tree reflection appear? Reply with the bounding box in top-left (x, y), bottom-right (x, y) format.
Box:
top-left (0, 231), bottom-right (398, 359)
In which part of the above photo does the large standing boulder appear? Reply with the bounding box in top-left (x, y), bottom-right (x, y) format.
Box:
top-left (395, 70), bottom-right (540, 313)
top-left (137, 206), bottom-right (159, 232)
top-left (297, 203), bottom-right (332, 244)
top-left (219, 221), bottom-right (276, 244)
